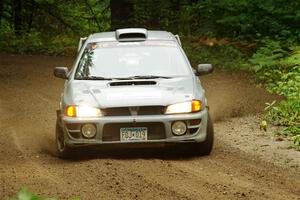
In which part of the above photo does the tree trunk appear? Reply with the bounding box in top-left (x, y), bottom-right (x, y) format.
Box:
top-left (0, 0), bottom-right (3, 27)
top-left (13, 0), bottom-right (22, 35)
top-left (110, 0), bottom-right (134, 30)
top-left (26, 0), bottom-right (35, 33)
top-left (32, 1), bottom-right (79, 34)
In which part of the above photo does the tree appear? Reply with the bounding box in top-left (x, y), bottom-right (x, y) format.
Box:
top-left (110, 0), bottom-right (135, 30)
top-left (13, 0), bottom-right (22, 35)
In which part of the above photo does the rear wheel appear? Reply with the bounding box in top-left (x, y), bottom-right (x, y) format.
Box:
top-left (56, 120), bottom-right (73, 158)
top-left (192, 112), bottom-right (214, 156)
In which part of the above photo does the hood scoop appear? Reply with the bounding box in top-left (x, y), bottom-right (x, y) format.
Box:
top-left (109, 81), bottom-right (157, 87)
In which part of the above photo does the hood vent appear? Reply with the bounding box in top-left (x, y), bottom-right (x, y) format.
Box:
top-left (109, 81), bottom-right (156, 86)
top-left (116, 28), bottom-right (147, 42)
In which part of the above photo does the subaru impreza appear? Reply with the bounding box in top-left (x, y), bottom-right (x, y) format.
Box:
top-left (54, 28), bottom-right (214, 158)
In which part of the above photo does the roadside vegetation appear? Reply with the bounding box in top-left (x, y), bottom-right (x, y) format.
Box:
top-left (8, 188), bottom-right (53, 200)
top-left (9, 188), bottom-right (80, 200)
top-left (0, 1), bottom-right (299, 146)
top-left (248, 40), bottom-right (300, 149)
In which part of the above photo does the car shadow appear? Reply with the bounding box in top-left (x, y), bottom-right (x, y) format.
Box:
top-left (57, 145), bottom-right (205, 161)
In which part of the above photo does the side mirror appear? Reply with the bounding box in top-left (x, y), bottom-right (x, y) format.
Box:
top-left (54, 67), bottom-right (69, 79)
top-left (195, 64), bottom-right (214, 76)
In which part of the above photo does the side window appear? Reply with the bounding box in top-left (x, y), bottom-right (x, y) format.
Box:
top-left (76, 47), bottom-right (95, 78)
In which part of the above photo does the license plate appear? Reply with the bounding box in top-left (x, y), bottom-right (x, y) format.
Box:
top-left (120, 127), bottom-right (148, 142)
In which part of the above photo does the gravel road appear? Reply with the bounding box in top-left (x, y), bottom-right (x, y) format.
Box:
top-left (0, 54), bottom-right (299, 200)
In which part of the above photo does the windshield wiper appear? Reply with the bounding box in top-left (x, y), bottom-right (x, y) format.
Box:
top-left (76, 76), bottom-right (113, 80)
top-left (76, 75), bottom-right (172, 80)
top-left (120, 75), bottom-right (172, 80)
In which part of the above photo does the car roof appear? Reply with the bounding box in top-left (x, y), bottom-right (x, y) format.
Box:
top-left (87, 30), bottom-right (176, 43)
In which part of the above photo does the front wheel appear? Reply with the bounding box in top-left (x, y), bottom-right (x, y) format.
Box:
top-left (55, 120), bottom-right (73, 158)
top-left (192, 112), bottom-right (214, 156)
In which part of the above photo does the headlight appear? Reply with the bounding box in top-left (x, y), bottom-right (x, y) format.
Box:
top-left (165, 100), bottom-right (202, 114)
top-left (66, 106), bottom-right (102, 117)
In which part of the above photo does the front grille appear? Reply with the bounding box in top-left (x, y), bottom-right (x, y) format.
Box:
top-left (102, 106), bottom-right (165, 116)
top-left (102, 122), bottom-right (165, 141)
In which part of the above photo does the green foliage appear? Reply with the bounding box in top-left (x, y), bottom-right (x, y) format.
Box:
top-left (183, 0), bottom-right (300, 40)
top-left (293, 135), bottom-right (300, 150)
top-left (0, 30), bottom-right (78, 55)
top-left (9, 188), bottom-right (54, 200)
top-left (1, 0), bottom-right (300, 54)
top-left (9, 188), bottom-right (80, 200)
top-left (248, 39), bottom-right (300, 148)
top-left (0, 0), bottom-right (110, 55)
top-left (131, 1), bottom-right (178, 31)
top-left (267, 100), bottom-right (300, 128)
top-left (182, 37), bottom-right (247, 70)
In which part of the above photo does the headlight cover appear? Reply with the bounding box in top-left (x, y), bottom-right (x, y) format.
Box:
top-left (165, 100), bottom-right (202, 114)
top-left (66, 105), bottom-right (102, 117)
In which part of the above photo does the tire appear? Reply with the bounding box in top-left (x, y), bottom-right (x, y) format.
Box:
top-left (55, 120), bottom-right (73, 159)
top-left (192, 112), bottom-right (214, 156)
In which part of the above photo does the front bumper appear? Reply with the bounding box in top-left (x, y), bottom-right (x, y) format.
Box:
top-left (58, 109), bottom-right (209, 147)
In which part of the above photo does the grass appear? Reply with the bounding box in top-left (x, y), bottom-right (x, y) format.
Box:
top-left (8, 188), bottom-right (80, 200)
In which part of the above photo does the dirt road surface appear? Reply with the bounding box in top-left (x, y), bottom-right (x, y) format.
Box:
top-left (0, 54), bottom-right (299, 199)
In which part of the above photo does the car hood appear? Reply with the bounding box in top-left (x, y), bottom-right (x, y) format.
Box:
top-left (65, 77), bottom-right (199, 108)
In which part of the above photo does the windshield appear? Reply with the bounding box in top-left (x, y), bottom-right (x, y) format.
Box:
top-left (75, 41), bottom-right (191, 79)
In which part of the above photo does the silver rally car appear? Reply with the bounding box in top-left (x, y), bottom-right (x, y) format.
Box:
top-left (54, 28), bottom-right (214, 158)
